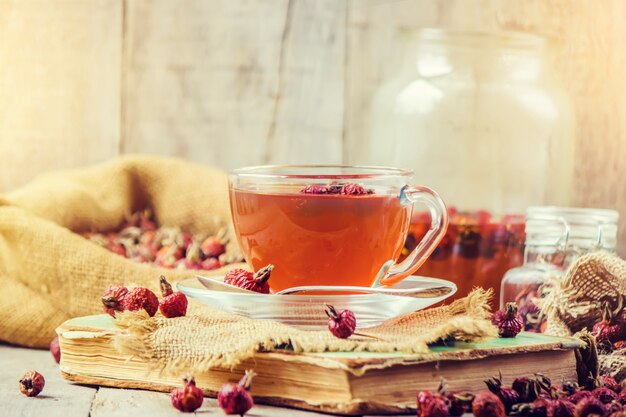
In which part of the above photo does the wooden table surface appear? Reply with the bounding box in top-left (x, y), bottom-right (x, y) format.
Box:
top-left (0, 344), bottom-right (417, 417)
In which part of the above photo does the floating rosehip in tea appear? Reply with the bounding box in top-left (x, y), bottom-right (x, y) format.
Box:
top-left (224, 265), bottom-right (274, 294)
top-left (123, 287), bottom-right (159, 317)
top-left (19, 371), bottom-right (45, 397)
top-left (50, 336), bottom-right (60, 364)
top-left (492, 303), bottom-right (524, 338)
top-left (170, 376), bottom-right (204, 413)
top-left (158, 276), bottom-right (188, 318)
top-left (299, 182), bottom-right (373, 195)
top-left (218, 370), bottom-right (256, 416)
top-left (101, 285), bottom-right (129, 317)
top-left (325, 304), bottom-right (356, 339)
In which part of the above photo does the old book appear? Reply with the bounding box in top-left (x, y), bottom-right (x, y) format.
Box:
top-left (58, 315), bottom-right (581, 415)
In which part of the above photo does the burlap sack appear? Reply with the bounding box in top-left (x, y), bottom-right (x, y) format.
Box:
top-left (538, 252), bottom-right (626, 380)
top-left (0, 155), bottom-right (243, 348)
top-left (113, 289), bottom-right (497, 371)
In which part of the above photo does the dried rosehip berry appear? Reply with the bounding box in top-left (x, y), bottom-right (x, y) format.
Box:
top-left (325, 304), bottom-right (356, 339)
top-left (170, 376), bottom-right (204, 412)
top-left (19, 371), bottom-right (45, 397)
top-left (200, 258), bottom-right (222, 270)
top-left (606, 401), bottom-right (625, 415)
top-left (485, 373), bottom-right (520, 412)
top-left (472, 391), bottom-right (505, 417)
top-left (158, 276), bottom-right (188, 318)
top-left (576, 396), bottom-right (607, 417)
top-left (593, 386), bottom-right (619, 404)
top-left (123, 287), bottom-right (159, 317)
top-left (416, 390), bottom-right (449, 417)
top-left (49, 336), bottom-right (60, 364)
top-left (446, 391), bottom-right (474, 416)
top-left (200, 237), bottom-right (225, 258)
top-left (552, 399), bottom-right (576, 417)
top-left (492, 303), bottom-right (524, 338)
top-left (218, 370), bottom-right (255, 416)
top-left (568, 390), bottom-right (593, 404)
top-left (340, 183), bottom-right (369, 195)
top-left (101, 285), bottom-right (129, 317)
top-left (512, 376), bottom-right (541, 403)
top-left (592, 302), bottom-right (626, 344)
top-left (224, 265), bottom-right (273, 294)
top-left (601, 375), bottom-right (622, 393)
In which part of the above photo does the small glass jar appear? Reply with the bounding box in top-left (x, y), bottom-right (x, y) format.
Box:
top-left (500, 206), bottom-right (619, 331)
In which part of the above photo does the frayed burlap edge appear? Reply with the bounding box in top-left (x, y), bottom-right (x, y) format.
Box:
top-left (112, 289), bottom-right (497, 375)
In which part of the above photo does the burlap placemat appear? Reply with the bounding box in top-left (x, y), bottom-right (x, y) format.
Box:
top-left (112, 289), bottom-right (497, 371)
top-left (0, 155), bottom-right (243, 348)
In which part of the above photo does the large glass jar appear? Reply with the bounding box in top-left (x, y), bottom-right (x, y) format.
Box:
top-left (367, 29), bottom-right (576, 305)
top-left (500, 207), bottom-right (619, 332)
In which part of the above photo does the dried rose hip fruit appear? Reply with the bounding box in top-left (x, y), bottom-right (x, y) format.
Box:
top-left (200, 258), bottom-right (222, 271)
top-left (224, 265), bottom-right (273, 294)
top-left (49, 336), bottom-right (60, 364)
top-left (101, 285), bottom-right (129, 317)
top-left (568, 390), bottom-right (593, 404)
top-left (123, 287), bottom-right (159, 317)
top-left (575, 396), bottom-right (607, 417)
top-left (472, 391), bottom-right (505, 417)
top-left (512, 376), bottom-right (541, 403)
top-left (325, 304), bottom-right (357, 339)
top-left (158, 276), bottom-right (188, 318)
top-left (19, 371), bottom-right (45, 397)
top-left (552, 399), bottom-right (576, 417)
top-left (340, 183), bottom-right (370, 195)
top-left (492, 303), bottom-right (524, 338)
top-left (593, 386), bottom-right (619, 404)
top-left (592, 301), bottom-right (626, 344)
top-left (416, 390), bottom-right (449, 417)
top-left (300, 184), bottom-right (328, 194)
top-left (200, 237), bottom-right (225, 258)
top-left (601, 375), bottom-right (621, 393)
top-left (218, 370), bottom-right (255, 416)
top-left (485, 373), bottom-right (520, 412)
top-left (170, 376), bottom-right (204, 413)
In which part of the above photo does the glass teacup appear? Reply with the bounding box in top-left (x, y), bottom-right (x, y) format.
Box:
top-left (229, 165), bottom-right (448, 292)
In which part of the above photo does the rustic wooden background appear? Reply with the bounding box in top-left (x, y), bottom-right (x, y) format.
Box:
top-left (0, 0), bottom-right (625, 255)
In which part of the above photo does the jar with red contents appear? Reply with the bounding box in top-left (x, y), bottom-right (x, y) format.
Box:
top-left (500, 206), bottom-right (618, 332)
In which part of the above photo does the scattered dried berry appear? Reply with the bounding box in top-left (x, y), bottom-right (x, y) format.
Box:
top-left (485, 373), bottom-right (520, 412)
top-left (218, 370), bottom-right (255, 416)
top-left (200, 258), bottom-right (222, 271)
top-left (568, 390), bottom-right (593, 404)
top-left (170, 376), bottom-right (204, 413)
top-left (552, 399), bottom-right (576, 417)
top-left (592, 302), bottom-right (626, 344)
top-left (601, 375), bottom-right (622, 393)
top-left (492, 303), bottom-right (524, 338)
top-left (606, 401), bottom-right (625, 415)
top-left (443, 390), bottom-right (474, 416)
top-left (325, 304), bottom-right (356, 339)
top-left (576, 396), bottom-right (607, 417)
top-left (617, 390), bottom-right (626, 405)
top-left (19, 371), bottom-right (45, 397)
top-left (593, 386), bottom-right (619, 404)
top-left (224, 265), bottom-right (274, 294)
top-left (416, 390), bottom-right (449, 417)
top-left (158, 276), bottom-right (188, 318)
top-left (512, 376), bottom-right (541, 403)
top-left (123, 287), bottom-right (159, 317)
top-left (200, 237), bottom-right (226, 258)
top-left (472, 391), bottom-right (506, 417)
top-left (49, 337), bottom-right (60, 364)
top-left (101, 285), bottom-right (129, 317)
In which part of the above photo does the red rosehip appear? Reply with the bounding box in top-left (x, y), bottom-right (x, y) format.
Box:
top-left (101, 285), bottom-right (129, 317)
top-left (568, 390), bottom-right (593, 404)
top-left (472, 391), bottom-right (506, 417)
top-left (200, 258), bottom-right (222, 270)
top-left (592, 302), bottom-right (626, 343)
top-left (416, 390), bottom-right (449, 417)
top-left (174, 258), bottom-right (202, 270)
top-left (576, 397), bottom-right (607, 417)
top-left (340, 183), bottom-right (370, 195)
top-left (49, 336), bottom-right (60, 364)
top-left (485, 373), bottom-right (520, 412)
top-left (218, 370), bottom-right (255, 416)
top-left (601, 375), bottom-right (621, 393)
top-left (552, 399), bottom-right (576, 417)
top-left (200, 237), bottom-right (225, 258)
top-left (224, 265), bottom-right (273, 294)
top-left (299, 184), bottom-right (328, 194)
top-left (123, 287), bottom-right (159, 317)
top-left (512, 376), bottom-right (541, 403)
top-left (19, 371), bottom-right (45, 397)
top-left (158, 276), bottom-right (188, 318)
top-left (170, 377), bottom-right (204, 413)
top-left (492, 303), bottom-right (524, 338)
top-left (325, 304), bottom-right (356, 339)
top-left (593, 386), bottom-right (619, 404)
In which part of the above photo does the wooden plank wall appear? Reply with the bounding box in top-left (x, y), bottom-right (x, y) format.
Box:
top-left (1, 0), bottom-right (625, 255)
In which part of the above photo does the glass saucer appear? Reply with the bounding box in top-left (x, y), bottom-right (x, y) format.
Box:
top-left (177, 276), bottom-right (457, 329)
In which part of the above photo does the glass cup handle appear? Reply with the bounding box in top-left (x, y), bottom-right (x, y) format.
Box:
top-left (373, 185), bottom-right (448, 287)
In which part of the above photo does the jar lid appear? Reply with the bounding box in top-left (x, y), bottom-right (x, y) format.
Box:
top-left (526, 206), bottom-right (619, 250)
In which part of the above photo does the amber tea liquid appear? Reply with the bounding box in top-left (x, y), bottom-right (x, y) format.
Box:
top-left (230, 187), bottom-right (411, 292)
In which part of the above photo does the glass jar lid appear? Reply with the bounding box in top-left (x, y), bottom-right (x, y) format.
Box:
top-left (525, 206), bottom-right (619, 251)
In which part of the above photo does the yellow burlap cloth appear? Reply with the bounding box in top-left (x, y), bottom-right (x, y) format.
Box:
top-left (539, 252), bottom-right (626, 381)
top-left (113, 289), bottom-right (497, 370)
top-left (0, 155), bottom-right (243, 348)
